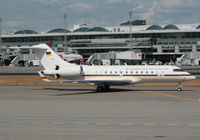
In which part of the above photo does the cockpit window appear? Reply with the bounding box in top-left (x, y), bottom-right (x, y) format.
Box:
top-left (173, 69), bottom-right (185, 72)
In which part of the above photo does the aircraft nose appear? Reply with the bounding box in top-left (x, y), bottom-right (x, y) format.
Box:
top-left (191, 75), bottom-right (196, 80)
top-left (186, 72), bottom-right (196, 81)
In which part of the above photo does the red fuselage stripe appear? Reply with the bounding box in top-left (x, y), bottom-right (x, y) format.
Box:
top-left (164, 75), bottom-right (193, 77)
top-left (82, 74), bottom-right (193, 77)
top-left (83, 75), bottom-right (157, 77)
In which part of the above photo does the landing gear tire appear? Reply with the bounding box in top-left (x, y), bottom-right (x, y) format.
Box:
top-left (177, 87), bottom-right (182, 92)
top-left (177, 82), bottom-right (183, 92)
top-left (96, 86), bottom-right (104, 92)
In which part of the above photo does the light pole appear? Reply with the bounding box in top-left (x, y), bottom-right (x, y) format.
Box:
top-left (128, 11), bottom-right (133, 41)
top-left (63, 14), bottom-right (67, 49)
top-left (0, 17), bottom-right (2, 46)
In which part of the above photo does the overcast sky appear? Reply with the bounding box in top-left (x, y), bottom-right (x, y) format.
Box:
top-left (0, 0), bottom-right (200, 32)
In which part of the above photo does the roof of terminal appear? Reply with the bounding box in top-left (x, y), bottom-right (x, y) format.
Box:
top-left (163, 24), bottom-right (179, 30)
top-left (196, 25), bottom-right (200, 29)
top-left (73, 27), bottom-right (90, 32)
top-left (4, 23), bottom-right (200, 36)
top-left (87, 27), bottom-right (109, 32)
top-left (46, 27), bottom-right (108, 33)
top-left (146, 25), bottom-right (162, 30)
top-left (47, 28), bottom-right (71, 33)
top-left (15, 30), bottom-right (38, 34)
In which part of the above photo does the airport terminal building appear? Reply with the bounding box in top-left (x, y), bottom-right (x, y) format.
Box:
top-left (1, 21), bottom-right (200, 65)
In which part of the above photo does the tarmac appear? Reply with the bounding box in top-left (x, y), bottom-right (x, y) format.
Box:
top-left (0, 85), bottom-right (200, 140)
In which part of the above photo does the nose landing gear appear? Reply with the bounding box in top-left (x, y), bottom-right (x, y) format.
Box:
top-left (176, 82), bottom-right (183, 92)
top-left (177, 87), bottom-right (182, 92)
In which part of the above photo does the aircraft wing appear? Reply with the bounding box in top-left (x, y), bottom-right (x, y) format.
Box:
top-left (43, 79), bottom-right (133, 85)
top-left (38, 71), bottom-right (139, 85)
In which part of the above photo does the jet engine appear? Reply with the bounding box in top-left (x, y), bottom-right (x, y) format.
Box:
top-left (42, 66), bottom-right (82, 79)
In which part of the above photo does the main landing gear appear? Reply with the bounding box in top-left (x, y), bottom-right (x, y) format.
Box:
top-left (96, 84), bottom-right (110, 92)
top-left (176, 82), bottom-right (183, 92)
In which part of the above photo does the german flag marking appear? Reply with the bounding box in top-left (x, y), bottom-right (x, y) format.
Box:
top-left (46, 52), bottom-right (51, 55)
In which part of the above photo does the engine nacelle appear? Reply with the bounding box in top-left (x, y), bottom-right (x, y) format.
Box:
top-left (55, 74), bottom-right (60, 79)
top-left (43, 66), bottom-right (81, 79)
top-left (59, 66), bottom-right (81, 79)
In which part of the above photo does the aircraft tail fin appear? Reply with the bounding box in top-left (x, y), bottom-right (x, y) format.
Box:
top-left (21, 43), bottom-right (75, 70)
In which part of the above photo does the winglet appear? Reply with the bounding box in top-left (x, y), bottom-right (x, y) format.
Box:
top-left (38, 71), bottom-right (51, 82)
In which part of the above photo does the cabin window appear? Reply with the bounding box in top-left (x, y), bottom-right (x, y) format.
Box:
top-left (151, 71), bottom-right (154, 74)
top-left (126, 71), bottom-right (128, 74)
top-left (131, 71), bottom-right (133, 74)
top-left (136, 71), bottom-right (138, 74)
top-left (105, 71), bottom-right (107, 74)
top-left (146, 71), bottom-right (148, 74)
top-left (141, 71), bottom-right (143, 74)
top-left (110, 71), bottom-right (112, 74)
top-left (120, 71), bottom-right (122, 74)
top-left (115, 71), bottom-right (117, 74)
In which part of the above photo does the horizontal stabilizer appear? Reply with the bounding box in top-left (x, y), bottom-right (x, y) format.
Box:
top-left (9, 43), bottom-right (49, 50)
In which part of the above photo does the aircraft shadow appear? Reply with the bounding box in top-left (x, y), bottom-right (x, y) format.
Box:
top-left (138, 89), bottom-right (194, 92)
top-left (43, 87), bottom-right (133, 96)
top-left (33, 87), bottom-right (195, 96)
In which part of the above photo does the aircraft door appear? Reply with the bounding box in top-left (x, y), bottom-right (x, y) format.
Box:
top-left (80, 66), bottom-right (84, 75)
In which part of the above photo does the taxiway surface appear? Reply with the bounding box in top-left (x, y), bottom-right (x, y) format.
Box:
top-left (0, 85), bottom-right (200, 140)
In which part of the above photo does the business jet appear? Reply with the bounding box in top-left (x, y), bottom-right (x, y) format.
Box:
top-left (15, 43), bottom-right (196, 92)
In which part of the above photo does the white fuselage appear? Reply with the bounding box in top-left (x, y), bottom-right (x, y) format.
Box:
top-left (52, 65), bottom-right (195, 84)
